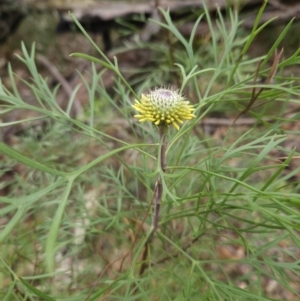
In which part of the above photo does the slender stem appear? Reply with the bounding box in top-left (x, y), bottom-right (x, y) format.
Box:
top-left (153, 125), bottom-right (167, 230)
top-left (159, 125), bottom-right (167, 173)
top-left (139, 126), bottom-right (168, 277)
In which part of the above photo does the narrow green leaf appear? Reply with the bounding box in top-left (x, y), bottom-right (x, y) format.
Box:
top-left (0, 142), bottom-right (68, 177)
top-left (20, 278), bottom-right (57, 301)
top-left (0, 179), bottom-right (66, 243)
top-left (46, 178), bottom-right (74, 272)
top-left (70, 53), bottom-right (113, 70)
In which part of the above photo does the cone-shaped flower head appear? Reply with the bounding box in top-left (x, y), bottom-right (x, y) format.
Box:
top-left (132, 88), bottom-right (196, 130)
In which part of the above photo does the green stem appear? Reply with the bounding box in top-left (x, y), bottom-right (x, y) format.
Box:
top-left (139, 126), bottom-right (168, 277)
top-left (153, 125), bottom-right (167, 230)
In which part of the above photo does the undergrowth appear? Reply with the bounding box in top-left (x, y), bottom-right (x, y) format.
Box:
top-left (1, 2), bottom-right (300, 301)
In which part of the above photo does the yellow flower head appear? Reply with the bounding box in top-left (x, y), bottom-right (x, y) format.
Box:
top-left (132, 88), bottom-right (196, 130)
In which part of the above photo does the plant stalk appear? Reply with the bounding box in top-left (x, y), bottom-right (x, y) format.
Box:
top-left (152, 125), bottom-right (167, 230)
top-left (139, 125), bottom-right (168, 277)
